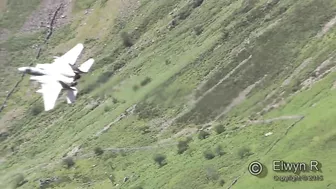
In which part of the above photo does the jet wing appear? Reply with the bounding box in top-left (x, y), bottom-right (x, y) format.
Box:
top-left (52, 43), bottom-right (84, 66)
top-left (39, 81), bottom-right (63, 111)
top-left (35, 64), bottom-right (52, 70)
top-left (49, 43), bottom-right (84, 77)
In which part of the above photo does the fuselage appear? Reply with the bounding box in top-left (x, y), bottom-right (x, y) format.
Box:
top-left (18, 65), bottom-right (76, 85)
top-left (18, 65), bottom-right (75, 77)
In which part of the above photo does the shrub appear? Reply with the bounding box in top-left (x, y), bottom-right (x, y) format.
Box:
top-left (205, 167), bottom-right (219, 181)
top-left (100, 0), bottom-right (109, 7)
top-left (135, 102), bottom-right (161, 120)
top-left (239, 0), bottom-right (258, 14)
top-left (203, 150), bottom-right (215, 160)
top-left (218, 179), bottom-right (225, 186)
top-left (177, 5), bottom-right (193, 20)
top-left (133, 84), bottom-right (140, 91)
top-left (106, 173), bottom-right (115, 183)
top-left (96, 54), bottom-right (116, 67)
top-left (139, 126), bottom-right (150, 134)
top-left (215, 145), bottom-right (225, 156)
top-left (198, 130), bottom-right (210, 140)
top-left (94, 147), bottom-right (104, 156)
top-left (112, 97), bottom-right (119, 104)
top-left (10, 173), bottom-right (27, 188)
top-left (75, 0), bottom-right (96, 10)
top-left (84, 38), bottom-right (96, 45)
top-left (192, 0), bottom-right (204, 8)
top-left (193, 25), bottom-right (203, 35)
top-left (81, 83), bottom-right (96, 95)
top-left (237, 147), bottom-right (253, 159)
top-left (153, 154), bottom-right (167, 167)
top-left (292, 80), bottom-right (301, 92)
top-left (104, 105), bottom-right (111, 112)
top-left (113, 61), bottom-right (125, 71)
top-left (0, 132), bottom-right (9, 142)
top-left (165, 59), bottom-right (171, 65)
top-left (140, 77), bottom-right (152, 86)
top-left (177, 140), bottom-right (189, 154)
top-left (102, 151), bottom-right (118, 161)
top-left (185, 147), bottom-right (195, 157)
top-left (120, 149), bottom-right (127, 157)
top-left (97, 71), bottom-right (114, 84)
top-left (30, 104), bottom-right (43, 116)
top-left (214, 124), bottom-right (225, 134)
top-left (121, 31), bottom-right (133, 47)
top-left (62, 157), bottom-right (75, 168)
top-left (185, 136), bottom-right (193, 143)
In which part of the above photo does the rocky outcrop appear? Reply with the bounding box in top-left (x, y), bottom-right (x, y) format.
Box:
top-left (20, 0), bottom-right (73, 33)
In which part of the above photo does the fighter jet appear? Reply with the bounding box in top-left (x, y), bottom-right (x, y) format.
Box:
top-left (18, 43), bottom-right (95, 111)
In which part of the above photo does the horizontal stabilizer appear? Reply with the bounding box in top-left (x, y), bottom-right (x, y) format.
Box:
top-left (78, 58), bottom-right (94, 73)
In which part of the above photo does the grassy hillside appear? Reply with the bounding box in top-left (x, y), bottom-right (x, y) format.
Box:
top-left (0, 0), bottom-right (336, 188)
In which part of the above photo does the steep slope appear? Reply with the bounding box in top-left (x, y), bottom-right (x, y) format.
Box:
top-left (0, 0), bottom-right (336, 189)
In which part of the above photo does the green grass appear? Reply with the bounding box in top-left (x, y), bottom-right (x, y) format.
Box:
top-left (0, 0), bottom-right (40, 32)
top-left (1, 0), bottom-right (336, 188)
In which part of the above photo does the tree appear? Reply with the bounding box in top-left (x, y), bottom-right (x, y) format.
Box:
top-left (218, 179), bottom-right (225, 186)
top-left (30, 104), bottom-right (43, 116)
top-left (104, 105), bottom-right (111, 112)
top-left (133, 84), bottom-right (140, 91)
top-left (121, 31), bottom-right (133, 47)
top-left (94, 147), bottom-right (104, 156)
top-left (214, 124), bottom-right (225, 134)
top-left (139, 125), bottom-right (150, 134)
top-left (177, 140), bottom-right (189, 154)
top-left (192, 0), bottom-right (204, 8)
top-left (153, 154), bottom-right (167, 167)
top-left (198, 130), bottom-right (210, 140)
top-left (62, 157), bottom-right (75, 168)
top-left (203, 150), bottom-right (215, 160)
top-left (193, 25), bottom-right (203, 35)
top-left (140, 77), bottom-right (152, 86)
top-left (10, 173), bottom-right (27, 188)
top-left (205, 167), bottom-right (219, 181)
top-left (215, 145), bottom-right (225, 156)
top-left (120, 149), bottom-right (127, 157)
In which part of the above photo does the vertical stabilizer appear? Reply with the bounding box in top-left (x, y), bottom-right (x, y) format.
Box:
top-left (66, 88), bottom-right (78, 104)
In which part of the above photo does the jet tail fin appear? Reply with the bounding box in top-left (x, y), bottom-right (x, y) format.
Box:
top-left (78, 58), bottom-right (94, 73)
top-left (66, 88), bottom-right (78, 104)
